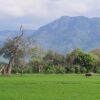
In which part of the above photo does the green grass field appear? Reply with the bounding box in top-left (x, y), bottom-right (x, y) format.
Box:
top-left (0, 74), bottom-right (100, 100)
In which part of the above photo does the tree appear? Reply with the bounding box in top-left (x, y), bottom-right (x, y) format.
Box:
top-left (75, 53), bottom-right (97, 73)
top-left (0, 26), bottom-right (24, 75)
top-left (43, 51), bottom-right (65, 66)
top-left (29, 48), bottom-right (44, 73)
top-left (66, 48), bottom-right (83, 73)
top-left (43, 51), bottom-right (65, 73)
top-left (90, 48), bottom-right (100, 73)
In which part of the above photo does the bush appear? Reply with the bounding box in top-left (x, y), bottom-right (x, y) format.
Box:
top-left (80, 67), bottom-right (87, 73)
top-left (95, 67), bottom-right (100, 73)
top-left (44, 66), bottom-right (65, 74)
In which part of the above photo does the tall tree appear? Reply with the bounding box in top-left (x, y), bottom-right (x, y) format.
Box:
top-left (0, 26), bottom-right (24, 75)
top-left (66, 48), bottom-right (83, 73)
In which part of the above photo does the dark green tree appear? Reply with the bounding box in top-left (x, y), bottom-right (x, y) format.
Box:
top-left (75, 53), bottom-right (97, 73)
top-left (66, 48), bottom-right (83, 73)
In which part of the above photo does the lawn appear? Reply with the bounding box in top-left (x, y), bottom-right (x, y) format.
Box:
top-left (0, 74), bottom-right (100, 100)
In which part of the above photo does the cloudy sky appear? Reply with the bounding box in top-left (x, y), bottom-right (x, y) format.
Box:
top-left (0, 0), bottom-right (99, 30)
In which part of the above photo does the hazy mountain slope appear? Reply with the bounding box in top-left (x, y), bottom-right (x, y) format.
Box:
top-left (1, 16), bottom-right (100, 54)
top-left (34, 16), bottom-right (100, 53)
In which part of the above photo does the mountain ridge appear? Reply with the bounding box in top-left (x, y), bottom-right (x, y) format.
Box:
top-left (1, 16), bottom-right (100, 53)
top-left (33, 16), bottom-right (100, 53)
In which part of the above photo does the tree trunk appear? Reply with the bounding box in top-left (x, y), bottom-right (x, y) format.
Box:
top-left (0, 55), bottom-right (15, 75)
top-left (0, 66), bottom-right (6, 75)
top-left (6, 56), bottom-right (15, 75)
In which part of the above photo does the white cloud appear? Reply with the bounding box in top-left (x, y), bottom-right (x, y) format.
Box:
top-left (0, 0), bottom-right (98, 17)
top-left (0, 0), bottom-right (48, 16)
top-left (45, 0), bottom-right (100, 18)
top-left (0, 0), bottom-right (100, 29)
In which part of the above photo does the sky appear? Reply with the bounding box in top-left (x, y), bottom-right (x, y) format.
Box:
top-left (0, 0), bottom-right (100, 30)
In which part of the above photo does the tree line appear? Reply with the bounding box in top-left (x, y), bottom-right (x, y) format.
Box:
top-left (0, 30), bottom-right (100, 75)
top-left (29, 48), bottom-right (99, 74)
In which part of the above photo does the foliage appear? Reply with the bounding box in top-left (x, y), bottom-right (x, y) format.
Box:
top-left (75, 53), bottom-right (98, 72)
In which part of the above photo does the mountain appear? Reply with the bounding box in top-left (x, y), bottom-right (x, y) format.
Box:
top-left (33, 16), bottom-right (100, 53)
top-left (1, 16), bottom-right (100, 54)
